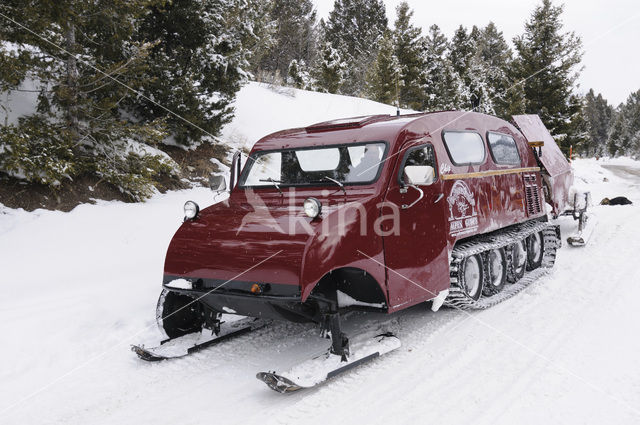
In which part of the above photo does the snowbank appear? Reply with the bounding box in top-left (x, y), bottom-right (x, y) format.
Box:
top-left (0, 78), bottom-right (40, 126)
top-left (220, 81), bottom-right (410, 150)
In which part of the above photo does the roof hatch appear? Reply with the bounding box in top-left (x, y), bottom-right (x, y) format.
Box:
top-left (305, 115), bottom-right (390, 133)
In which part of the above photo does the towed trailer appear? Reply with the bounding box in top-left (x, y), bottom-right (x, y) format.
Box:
top-left (133, 111), bottom-right (575, 392)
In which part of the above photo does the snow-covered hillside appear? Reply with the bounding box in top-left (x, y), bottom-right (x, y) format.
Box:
top-left (220, 81), bottom-right (410, 149)
top-left (1, 84), bottom-right (640, 424)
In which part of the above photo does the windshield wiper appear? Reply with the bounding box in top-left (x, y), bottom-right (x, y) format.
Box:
top-left (259, 178), bottom-right (283, 195)
top-left (323, 175), bottom-right (347, 196)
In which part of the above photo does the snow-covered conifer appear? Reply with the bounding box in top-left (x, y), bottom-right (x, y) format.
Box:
top-left (287, 59), bottom-right (313, 89)
top-left (476, 22), bottom-right (525, 118)
top-left (512, 0), bottom-right (583, 156)
top-left (421, 25), bottom-right (458, 111)
top-left (256, 0), bottom-right (317, 80)
top-left (322, 0), bottom-right (388, 96)
top-left (134, 0), bottom-right (253, 146)
top-left (313, 42), bottom-right (346, 94)
top-left (392, 2), bottom-right (424, 110)
top-left (583, 89), bottom-right (614, 156)
top-left (0, 0), bottom-right (173, 198)
top-left (366, 32), bottom-right (400, 105)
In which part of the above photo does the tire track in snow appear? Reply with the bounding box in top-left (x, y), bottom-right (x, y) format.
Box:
top-left (266, 202), bottom-right (640, 425)
top-left (267, 308), bottom-right (469, 425)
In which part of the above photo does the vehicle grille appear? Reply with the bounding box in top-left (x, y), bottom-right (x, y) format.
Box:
top-left (523, 173), bottom-right (542, 215)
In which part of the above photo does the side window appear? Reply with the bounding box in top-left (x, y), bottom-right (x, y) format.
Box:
top-left (487, 132), bottom-right (521, 166)
top-left (442, 131), bottom-right (485, 165)
top-left (401, 145), bottom-right (437, 186)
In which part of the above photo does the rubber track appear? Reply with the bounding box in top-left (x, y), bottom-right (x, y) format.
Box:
top-left (445, 221), bottom-right (561, 310)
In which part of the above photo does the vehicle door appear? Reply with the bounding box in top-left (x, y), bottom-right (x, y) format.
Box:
top-left (382, 142), bottom-right (450, 311)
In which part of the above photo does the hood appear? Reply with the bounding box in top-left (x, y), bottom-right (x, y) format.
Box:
top-left (163, 188), bottom-right (381, 288)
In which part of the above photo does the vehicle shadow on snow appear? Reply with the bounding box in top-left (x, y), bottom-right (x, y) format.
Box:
top-left (170, 303), bottom-right (465, 397)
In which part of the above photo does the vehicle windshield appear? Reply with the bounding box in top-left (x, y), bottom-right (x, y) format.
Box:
top-left (239, 142), bottom-right (387, 188)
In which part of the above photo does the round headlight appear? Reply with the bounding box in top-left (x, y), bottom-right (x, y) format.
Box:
top-left (303, 197), bottom-right (322, 218)
top-left (184, 201), bottom-right (199, 220)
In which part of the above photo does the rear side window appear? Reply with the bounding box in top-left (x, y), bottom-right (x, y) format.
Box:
top-left (487, 132), bottom-right (521, 165)
top-left (442, 131), bottom-right (485, 165)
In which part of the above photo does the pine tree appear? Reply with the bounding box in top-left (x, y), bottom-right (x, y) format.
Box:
top-left (0, 0), bottom-right (172, 198)
top-left (392, 2), bottom-right (424, 110)
top-left (583, 89), bottom-right (613, 156)
top-left (366, 31), bottom-right (399, 105)
top-left (623, 90), bottom-right (640, 155)
top-left (512, 0), bottom-right (583, 156)
top-left (257, 0), bottom-right (317, 80)
top-left (134, 0), bottom-right (252, 146)
top-left (449, 25), bottom-right (475, 87)
top-left (322, 0), bottom-right (388, 96)
top-left (607, 111), bottom-right (627, 157)
top-left (501, 76), bottom-right (528, 117)
top-left (421, 25), bottom-right (458, 111)
top-left (448, 25), bottom-right (498, 114)
top-left (1, 0), bottom-right (254, 198)
top-left (313, 42), bottom-right (345, 94)
top-left (287, 59), bottom-right (312, 89)
top-left (608, 89), bottom-right (640, 157)
top-left (448, 26), bottom-right (479, 111)
top-left (245, 0), bottom-right (277, 75)
top-left (565, 94), bottom-right (589, 157)
top-left (476, 22), bottom-right (525, 118)
top-left (0, 42), bottom-right (31, 93)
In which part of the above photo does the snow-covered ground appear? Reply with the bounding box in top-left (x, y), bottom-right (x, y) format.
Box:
top-left (2, 84), bottom-right (640, 424)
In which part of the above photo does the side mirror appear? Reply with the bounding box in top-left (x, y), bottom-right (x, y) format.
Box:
top-left (209, 175), bottom-right (227, 192)
top-left (403, 165), bottom-right (435, 186)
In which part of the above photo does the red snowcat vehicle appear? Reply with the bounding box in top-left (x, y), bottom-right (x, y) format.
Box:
top-left (133, 111), bottom-right (576, 393)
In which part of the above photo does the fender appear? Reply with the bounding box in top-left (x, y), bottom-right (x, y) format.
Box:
top-left (299, 195), bottom-right (387, 302)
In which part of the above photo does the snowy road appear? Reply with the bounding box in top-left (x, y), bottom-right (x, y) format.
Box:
top-left (603, 164), bottom-right (640, 185)
top-left (1, 158), bottom-right (640, 425)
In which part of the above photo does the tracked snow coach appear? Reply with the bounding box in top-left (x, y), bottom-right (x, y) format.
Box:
top-left (133, 111), bottom-right (573, 392)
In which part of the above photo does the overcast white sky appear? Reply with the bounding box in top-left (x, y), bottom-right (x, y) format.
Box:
top-left (314, 0), bottom-right (640, 106)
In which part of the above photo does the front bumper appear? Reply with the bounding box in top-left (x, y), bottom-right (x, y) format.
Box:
top-left (162, 275), bottom-right (317, 322)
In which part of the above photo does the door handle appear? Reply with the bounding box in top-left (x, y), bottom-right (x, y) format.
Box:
top-left (401, 184), bottom-right (424, 209)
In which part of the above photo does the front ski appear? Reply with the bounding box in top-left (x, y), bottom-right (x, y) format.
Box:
top-left (567, 212), bottom-right (597, 247)
top-left (564, 190), bottom-right (596, 247)
top-left (132, 318), bottom-right (265, 361)
top-left (256, 332), bottom-right (401, 393)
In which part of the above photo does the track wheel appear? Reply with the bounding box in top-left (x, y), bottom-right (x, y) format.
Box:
top-left (506, 240), bottom-right (527, 283)
top-left (156, 289), bottom-right (204, 339)
top-left (483, 248), bottom-right (507, 296)
top-left (526, 231), bottom-right (544, 270)
top-left (458, 254), bottom-right (484, 300)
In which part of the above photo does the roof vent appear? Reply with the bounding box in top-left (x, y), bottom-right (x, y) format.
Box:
top-left (305, 115), bottom-right (389, 133)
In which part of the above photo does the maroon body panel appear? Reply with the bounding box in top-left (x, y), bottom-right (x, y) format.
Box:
top-left (163, 111), bottom-right (564, 318)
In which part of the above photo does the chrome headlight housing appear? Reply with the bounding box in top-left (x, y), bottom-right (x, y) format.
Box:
top-left (184, 201), bottom-right (200, 220)
top-left (303, 197), bottom-right (322, 218)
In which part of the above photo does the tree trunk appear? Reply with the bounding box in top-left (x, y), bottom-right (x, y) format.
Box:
top-left (65, 22), bottom-right (79, 142)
